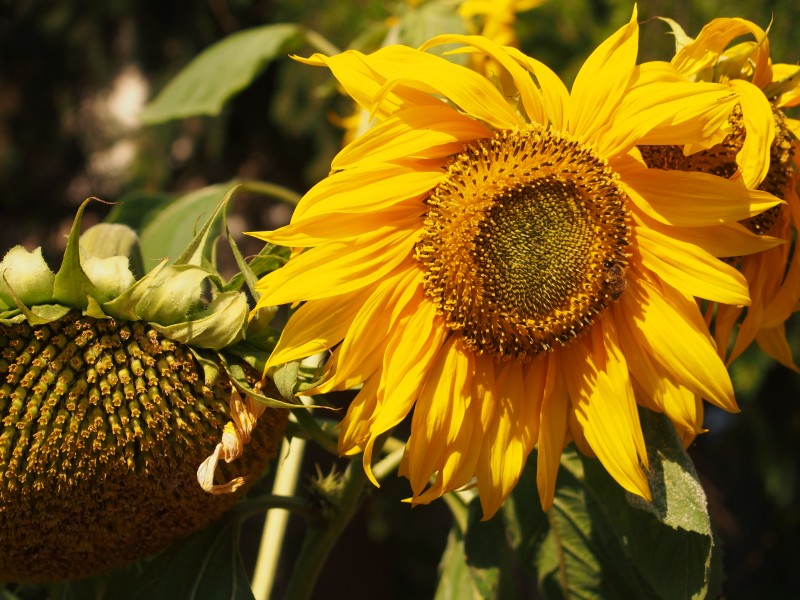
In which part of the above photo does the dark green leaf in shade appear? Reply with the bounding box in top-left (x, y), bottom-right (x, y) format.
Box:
top-left (435, 497), bottom-right (517, 600)
top-left (93, 512), bottom-right (255, 600)
top-left (520, 410), bottom-right (720, 600)
top-left (140, 24), bottom-right (302, 124)
top-left (434, 527), bottom-right (483, 600)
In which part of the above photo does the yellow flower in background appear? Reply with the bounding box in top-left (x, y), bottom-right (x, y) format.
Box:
top-left (252, 9), bottom-right (780, 518)
top-left (459, 0), bottom-right (546, 47)
top-left (641, 18), bottom-right (800, 370)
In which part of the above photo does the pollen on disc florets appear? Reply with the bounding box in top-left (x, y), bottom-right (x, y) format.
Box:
top-left (415, 124), bottom-right (631, 360)
top-left (0, 312), bottom-right (287, 582)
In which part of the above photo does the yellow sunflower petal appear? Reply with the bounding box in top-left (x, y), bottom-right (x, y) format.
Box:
top-left (294, 50), bottom-right (441, 120)
top-left (415, 355), bottom-right (498, 505)
top-left (421, 34), bottom-right (547, 125)
top-left (407, 336), bottom-right (473, 496)
top-left (568, 6), bottom-right (638, 144)
top-left (602, 62), bottom-right (736, 155)
top-left (771, 64), bottom-right (800, 108)
top-left (265, 203), bottom-right (422, 247)
top-left (255, 227), bottom-right (418, 306)
top-left (331, 104), bottom-right (491, 171)
top-left (312, 268), bottom-right (424, 394)
top-left (623, 272), bottom-right (738, 412)
top-left (339, 375), bottom-right (381, 455)
top-left (635, 223), bottom-right (750, 305)
top-left (756, 326), bottom-right (799, 372)
top-left (361, 299), bottom-right (448, 485)
top-left (366, 45), bottom-right (523, 129)
top-left (536, 356), bottom-right (568, 511)
top-left (287, 164), bottom-right (445, 222)
top-left (617, 153), bottom-right (782, 226)
top-left (475, 360), bottom-right (536, 519)
top-left (265, 286), bottom-right (370, 370)
top-left (503, 46), bottom-right (569, 129)
top-left (671, 18), bottom-right (772, 87)
top-left (729, 79), bottom-right (775, 188)
top-left (617, 308), bottom-right (705, 434)
top-left (562, 319), bottom-right (650, 500)
top-left (660, 221), bottom-right (785, 258)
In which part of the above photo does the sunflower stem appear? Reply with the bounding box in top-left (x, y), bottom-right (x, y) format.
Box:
top-left (299, 27), bottom-right (341, 57)
top-left (284, 458), bottom-right (369, 600)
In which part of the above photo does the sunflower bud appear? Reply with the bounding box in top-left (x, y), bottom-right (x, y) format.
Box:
top-left (0, 246), bottom-right (55, 308)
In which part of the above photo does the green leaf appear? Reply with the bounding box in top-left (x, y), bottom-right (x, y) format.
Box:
top-left (435, 527), bottom-right (484, 600)
top-left (79, 222), bottom-right (144, 279)
top-left (436, 496), bottom-right (516, 600)
top-left (104, 191), bottom-right (174, 232)
top-left (140, 24), bottom-right (303, 124)
top-left (99, 512), bottom-right (254, 600)
top-left (272, 360), bottom-right (301, 400)
top-left (138, 183), bottom-right (233, 270)
top-left (527, 410), bottom-right (719, 600)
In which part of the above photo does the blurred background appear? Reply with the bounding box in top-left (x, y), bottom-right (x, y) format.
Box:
top-left (1, 0), bottom-right (798, 597)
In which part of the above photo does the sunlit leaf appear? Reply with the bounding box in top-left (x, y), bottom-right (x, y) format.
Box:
top-left (140, 24), bottom-right (303, 124)
top-left (137, 183), bottom-right (233, 270)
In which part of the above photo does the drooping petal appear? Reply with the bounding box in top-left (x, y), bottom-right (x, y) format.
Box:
top-left (476, 359), bottom-right (537, 518)
top-left (338, 375), bottom-right (381, 455)
top-left (622, 270), bottom-right (738, 412)
top-left (729, 78), bottom-right (775, 188)
top-left (361, 299), bottom-right (448, 485)
top-left (562, 319), bottom-right (650, 500)
top-left (756, 326), bottom-right (799, 372)
top-left (670, 18), bottom-right (772, 87)
top-left (294, 50), bottom-right (442, 120)
top-left (312, 268), bottom-right (425, 393)
top-left (635, 223), bottom-right (750, 305)
top-left (265, 285), bottom-right (371, 370)
top-left (536, 355), bottom-right (568, 511)
top-left (407, 336), bottom-right (473, 496)
top-left (568, 6), bottom-right (638, 144)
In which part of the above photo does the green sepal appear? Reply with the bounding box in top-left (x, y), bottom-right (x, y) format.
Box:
top-left (52, 198), bottom-right (103, 309)
top-left (149, 290), bottom-right (248, 350)
top-left (100, 259), bottom-right (169, 322)
top-left (217, 353), bottom-right (302, 409)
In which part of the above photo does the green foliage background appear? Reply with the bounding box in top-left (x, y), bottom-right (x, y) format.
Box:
top-left (1, 1), bottom-right (799, 598)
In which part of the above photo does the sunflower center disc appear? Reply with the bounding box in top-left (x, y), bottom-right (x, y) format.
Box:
top-left (416, 125), bottom-right (630, 360)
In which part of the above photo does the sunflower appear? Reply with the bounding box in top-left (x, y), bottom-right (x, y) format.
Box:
top-left (252, 9), bottom-right (780, 518)
top-left (641, 17), bottom-right (800, 370)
